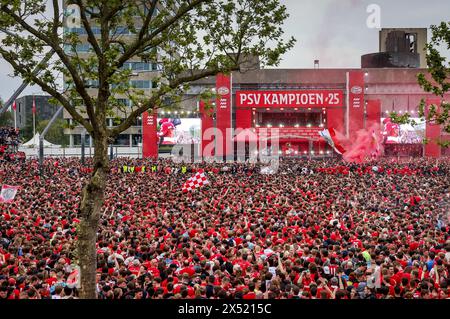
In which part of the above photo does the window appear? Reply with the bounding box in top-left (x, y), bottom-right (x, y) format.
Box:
top-left (111, 27), bottom-right (141, 36)
top-left (64, 43), bottom-right (92, 53)
top-left (121, 62), bottom-right (151, 71)
top-left (117, 99), bottom-right (132, 107)
top-left (114, 26), bottom-right (129, 35)
top-left (85, 80), bottom-right (99, 88)
top-left (130, 80), bottom-right (151, 89)
top-left (73, 134), bottom-right (90, 146)
top-left (65, 27), bottom-right (101, 35)
top-left (73, 134), bottom-right (81, 146)
top-left (135, 117), bottom-right (142, 126)
top-left (112, 134), bottom-right (130, 146)
top-left (111, 81), bottom-right (151, 89)
top-left (132, 134), bottom-right (141, 146)
top-left (132, 62), bottom-right (150, 71)
top-left (406, 33), bottom-right (417, 53)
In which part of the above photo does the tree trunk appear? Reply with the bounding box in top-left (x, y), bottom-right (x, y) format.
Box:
top-left (77, 136), bottom-right (109, 299)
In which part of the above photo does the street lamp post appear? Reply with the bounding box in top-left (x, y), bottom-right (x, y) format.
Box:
top-left (81, 129), bottom-right (86, 165)
top-left (137, 116), bottom-right (142, 159)
top-left (110, 143), bottom-right (114, 160)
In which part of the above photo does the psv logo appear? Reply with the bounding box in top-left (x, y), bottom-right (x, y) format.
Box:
top-left (351, 86), bottom-right (363, 94)
top-left (2, 189), bottom-right (16, 200)
top-left (217, 86), bottom-right (230, 96)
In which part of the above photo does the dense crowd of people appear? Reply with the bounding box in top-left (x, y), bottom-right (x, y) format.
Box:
top-left (0, 127), bottom-right (21, 161)
top-left (0, 156), bottom-right (449, 299)
top-left (0, 127), bottom-right (19, 149)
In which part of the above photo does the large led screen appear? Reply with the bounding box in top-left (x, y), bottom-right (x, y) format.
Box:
top-left (157, 118), bottom-right (201, 145)
top-left (381, 118), bottom-right (425, 144)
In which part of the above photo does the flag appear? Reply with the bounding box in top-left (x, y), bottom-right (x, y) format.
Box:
top-left (319, 128), bottom-right (346, 155)
top-left (32, 97), bottom-right (36, 114)
top-left (182, 169), bottom-right (209, 192)
top-left (12, 100), bottom-right (17, 111)
top-left (0, 185), bottom-right (20, 203)
top-left (67, 266), bottom-right (81, 288)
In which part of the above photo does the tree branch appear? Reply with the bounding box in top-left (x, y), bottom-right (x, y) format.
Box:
top-left (52, 0), bottom-right (60, 37)
top-left (108, 66), bottom-right (238, 138)
top-left (1, 4), bottom-right (99, 133)
top-left (113, 0), bottom-right (206, 73)
top-left (135, 0), bottom-right (158, 45)
top-left (0, 48), bottom-right (93, 134)
top-left (74, 0), bottom-right (102, 57)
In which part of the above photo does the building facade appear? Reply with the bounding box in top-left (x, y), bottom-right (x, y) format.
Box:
top-left (188, 68), bottom-right (450, 158)
top-left (15, 95), bottom-right (62, 129)
top-left (61, 11), bottom-right (449, 157)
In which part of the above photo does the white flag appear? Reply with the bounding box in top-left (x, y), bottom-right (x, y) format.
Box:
top-left (0, 185), bottom-right (20, 203)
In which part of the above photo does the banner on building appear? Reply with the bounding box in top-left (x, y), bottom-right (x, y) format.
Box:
top-left (236, 90), bottom-right (344, 108)
top-left (142, 109), bottom-right (158, 158)
top-left (200, 100), bottom-right (215, 158)
top-left (346, 71), bottom-right (365, 138)
top-left (425, 99), bottom-right (442, 158)
top-left (216, 73), bottom-right (232, 157)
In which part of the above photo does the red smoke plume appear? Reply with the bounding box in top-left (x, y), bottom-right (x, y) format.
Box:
top-left (334, 123), bottom-right (383, 163)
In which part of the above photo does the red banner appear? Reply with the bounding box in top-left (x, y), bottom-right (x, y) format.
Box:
top-left (346, 71), bottom-right (365, 138)
top-left (216, 73), bottom-right (232, 157)
top-left (200, 100), bottom-right (214, 158)
top-left (425, 99), bottom-right (441, 158)
top-left (142, 110), bottom-right (158, 158)
top-left (236, 90), bottom-right (343, 108)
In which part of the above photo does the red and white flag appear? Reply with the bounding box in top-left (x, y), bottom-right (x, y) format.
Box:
top-left (12, 100), bottom-right (17, 111)
top-left (67, 266), bottom-right (81, 288)
top-left (182, 169), bottom-right (209, 192)
top-left (0, 185), bottom-right (20, 203)
top-left (319, 128), bottom-right (346, 155)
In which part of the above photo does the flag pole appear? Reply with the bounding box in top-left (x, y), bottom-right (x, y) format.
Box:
top-left (33, 96), bottom-right (36, 137)
top-left (13, 103), bottom-right (17, 129)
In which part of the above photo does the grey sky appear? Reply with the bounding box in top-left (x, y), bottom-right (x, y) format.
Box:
top-left (0, 0), bottom-right (449, 102)
top-left (279, 0), bottom-right (450, 69)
